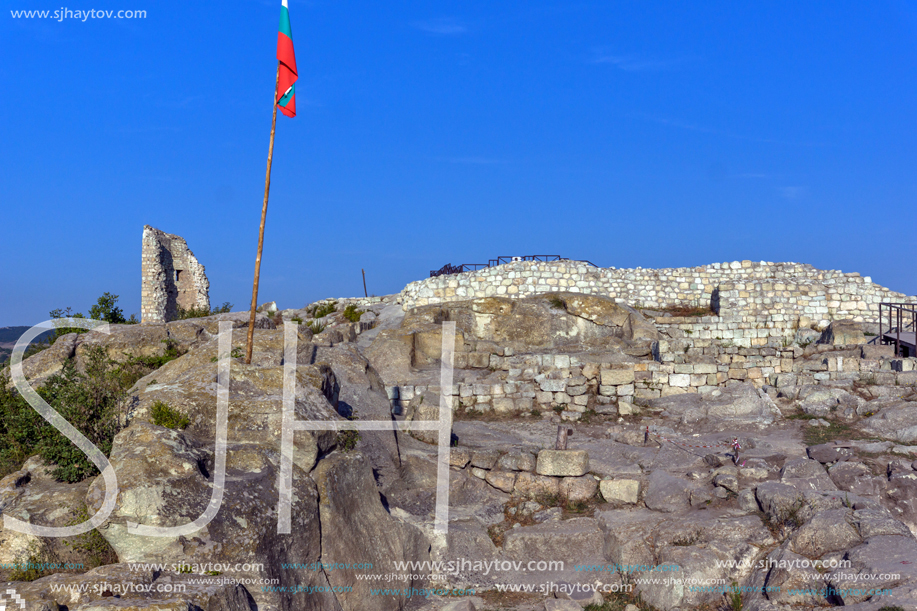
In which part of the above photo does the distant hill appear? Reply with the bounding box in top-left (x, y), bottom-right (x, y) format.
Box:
top-left (0, 327), bottom-right (58, 362)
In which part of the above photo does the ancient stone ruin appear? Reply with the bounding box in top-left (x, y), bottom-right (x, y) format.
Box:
top-left (140, 225), bottom-right (210, 323)
top-left (5, 257), bottom-right (917, 611)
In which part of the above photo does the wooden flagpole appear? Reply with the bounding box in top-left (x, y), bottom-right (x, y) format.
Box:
top-left (245, 63), bottom-right (281, 364)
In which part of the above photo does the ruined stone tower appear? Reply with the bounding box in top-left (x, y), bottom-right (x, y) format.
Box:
top-left (141, 225), bottom-right (210, 323)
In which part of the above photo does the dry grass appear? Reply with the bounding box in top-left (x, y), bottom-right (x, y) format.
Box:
top-left (656, 304), bottom-right (714, 317)
top-left (478, 589), bottom-right (542, 607)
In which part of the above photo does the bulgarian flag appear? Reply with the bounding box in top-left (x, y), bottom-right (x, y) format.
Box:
top-left (276, 0), bottom-right (297, 118)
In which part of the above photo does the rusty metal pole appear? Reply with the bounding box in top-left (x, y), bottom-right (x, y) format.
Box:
top-left (245, 63), bottom-right (281, 365)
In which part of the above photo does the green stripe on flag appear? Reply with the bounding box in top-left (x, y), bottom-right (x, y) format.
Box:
top-left (279, 84), bottom-right (295, 107)
top-left (279, 5), bottom-right (292, 39)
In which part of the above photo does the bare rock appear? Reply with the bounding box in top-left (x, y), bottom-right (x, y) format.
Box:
top-left (762, 548), bottom-right (827, 606)
top-left (713, 473), bottom-right (738, 494)
top-left (828, 462), bottom-right (883, 497)
top-left (7, 564), bottom-right (257, 611)
top-left (643, 470), bottom-right (692, 513)
top-left (544, 599), bottom-right (581, 611)
top-left (829, 535), bottom-right (917, 605)
top-left (861, 403), bottom-right (917, 444)
top-left (818, 319), bottom-right (865, 346)
top-left (4, 332), bottom-right (79, 387)
top-left (791, 509), bottom-right (861, 557)
top-left (852, 508), bottom-right (912, 538)
top-left (755, 482), bottom-right (805, 524)
top-left (314, 453), bottom-right (430, 611)
top-left (806, 443), bottom-right (855, 465)
top-left (780, 458), bottom-right (836, 491)
top-left (647, 383), bottom-right (780, 427)
top-left (503, 517), bottom-right (604, 564)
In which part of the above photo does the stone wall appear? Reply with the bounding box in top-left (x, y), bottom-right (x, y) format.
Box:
top-left (141, 225), bottom-right (210, 324)
top-left (389, 348), bottom-right (917, 421)
top-left (401, 260), bottom-right (915, 342)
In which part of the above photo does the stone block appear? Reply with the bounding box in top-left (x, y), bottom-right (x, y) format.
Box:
top-left (566, 384), bottom-right (588, 396)
top-left (496, 451), bottom-right (537, 472)
top-left (485, 470), bottom-right (516, 493)
top-left (599, 479), bottom-right (640, 504)
top-left (539, 378), bottom-right (567, 392)
top-left (689, 374), bottom-right (706, 386)
top-left (669, 373), bottom-right (690, 387)
top-left (601, 368), bottom-right (635, 386)
top-left (536, 450), bottom-right (589, 477)
top-left (449, 448), bottom-right (471, 468)
top-left (514, 472), bottom-right (561, 498)
top-left (470, 450), bottom-right (500, 469)
top-left (493, 397), bottom-right (516, 413)
top-left (467, 352), bottom-right (491, 368)
top-left (595, 402), bottom-right (617, 415)
top-left (560, 475), bottom-right (598, 502)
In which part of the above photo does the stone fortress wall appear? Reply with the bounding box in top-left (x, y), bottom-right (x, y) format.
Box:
top-left (401, 259), bottom-right (915, 347)
top-left (394, 259), bottom-right (916, 418)
top-left (141, 225), bottom-right (210, 324)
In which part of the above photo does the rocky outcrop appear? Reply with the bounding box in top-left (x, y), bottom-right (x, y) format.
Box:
top-left (313, 453), bottom-right (429, 611)
top-left (647, 383), bottom-right (781, 427)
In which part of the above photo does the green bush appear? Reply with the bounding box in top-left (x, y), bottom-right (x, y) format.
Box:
top-left (8, 542), bottom-right (52, 582)
top-left (342, 304), bottom-right (364, 323)
top-left (33, 294), bottom-right (137, 361)
top-left (63, 504), bottom-right (118, 568)
top-left (336, 415), bottom-right (360, 452)
top-left (308, 301), bottom-right (337, 319)
top-left (88, 292), bottom-right (126, 324)
top-left (308, 320), bottom-right (326, 334)
top-left (0, 346), bottom-right (123, 483)
top-left (150, 401), bottom-right (190, 430)
top-left (0, 338), bottom-right (186, 482)
top-left (176, 301), bottom-right (233, 320)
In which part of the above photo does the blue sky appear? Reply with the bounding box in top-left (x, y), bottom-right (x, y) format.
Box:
top-left (2, 1), bottom-right (916, 324)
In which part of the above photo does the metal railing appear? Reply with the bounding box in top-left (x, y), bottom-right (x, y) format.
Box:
top-left (430, 256), bottom-right (598, 278)
top-left (879, 302), bottom-right (917, 357)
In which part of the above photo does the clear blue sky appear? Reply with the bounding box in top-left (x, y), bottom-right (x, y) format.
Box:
top-left (2, 1), bottom-right (916, 325)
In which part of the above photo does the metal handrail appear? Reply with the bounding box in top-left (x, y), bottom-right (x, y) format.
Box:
top-left (430, 256), bottom-right (598, 278)
top-left (879, 302), bottom-right (917, 357)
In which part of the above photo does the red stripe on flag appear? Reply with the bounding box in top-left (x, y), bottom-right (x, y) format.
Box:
top-left (277, 33), bottom-right (296, 75)
top-left (276, 31), bottom-right (298, 113)
top-left (278, 99), bottom-right (296, 118)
